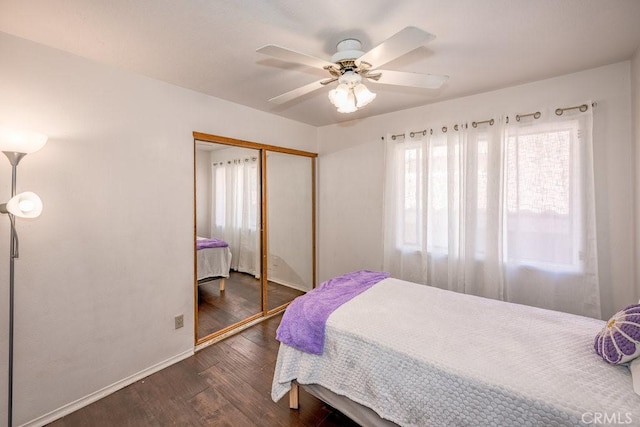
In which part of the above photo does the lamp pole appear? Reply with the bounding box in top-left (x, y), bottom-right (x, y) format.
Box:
top-left (0, 128), bottom-right (47, 427)
top-left (4, 151), bottom-right (25, 427)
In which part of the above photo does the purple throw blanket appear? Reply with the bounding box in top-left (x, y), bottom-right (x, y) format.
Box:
top-left (196, 238), bottom-right (229, 250)
top-left (276, 270), bottom-right (390, 355)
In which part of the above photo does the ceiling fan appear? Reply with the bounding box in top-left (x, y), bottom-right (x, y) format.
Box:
top-left (256, 26), bottom-right (448, 113)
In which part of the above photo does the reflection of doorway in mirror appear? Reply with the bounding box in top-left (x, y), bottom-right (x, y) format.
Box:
top-left (195, 142), bottom-right (262, 340)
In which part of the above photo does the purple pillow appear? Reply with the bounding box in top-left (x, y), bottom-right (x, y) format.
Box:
top-left (594, 304), bottom-right (640, 364)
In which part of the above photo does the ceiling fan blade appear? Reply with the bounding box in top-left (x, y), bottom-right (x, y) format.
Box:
top-left (267, 79), bottom-right (327, 105)
top-left (371, 70), bottom-right (449, 89)
top-left (357, 26), bottom-right (435, 68)
top-left (257, 45), bottom-right (337, 70)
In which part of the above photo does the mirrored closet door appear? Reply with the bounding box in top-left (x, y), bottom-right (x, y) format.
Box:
top-left (195, 142), bottom-right (263, 341)
top-left (265, 151), bottom-right (314, 312)
top-left (194, 132), bottom-right (316, 345)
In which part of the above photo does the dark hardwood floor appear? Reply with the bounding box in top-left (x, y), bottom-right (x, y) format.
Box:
top-left (198, 272), bottom-right (304, 339)
top-left (266, 279), bottom-right (305, 312)
top-left (48, 314), bottom-right (358, 427)
top-left (197, 272), bottom-right (261, 337)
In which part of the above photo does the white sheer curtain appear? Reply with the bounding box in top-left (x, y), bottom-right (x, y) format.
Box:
top-left (383, 104), bottom-right (600, 318)
top-left (502, 107), bottom-right (600, 317)
top-left (211, 158), bottom-right (260, 277)
top-left (383, 122), bottom-right (505, 299)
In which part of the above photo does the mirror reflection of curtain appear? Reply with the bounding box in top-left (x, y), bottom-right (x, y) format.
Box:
top-left (211, 158), bottom-right (260, 277)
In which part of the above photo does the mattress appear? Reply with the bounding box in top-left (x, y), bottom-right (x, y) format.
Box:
top-left (272, 277), bottom-right (640, 426)
top-left (196, 244), bottom-right (232, 281)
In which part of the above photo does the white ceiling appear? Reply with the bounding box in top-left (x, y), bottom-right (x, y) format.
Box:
top-left (1, 0), bottom-right (640, 127)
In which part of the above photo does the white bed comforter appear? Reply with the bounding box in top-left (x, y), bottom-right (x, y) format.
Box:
top-left (196, 246), bottom-right (232, 280)
top-left (272, 278), bottom-right (640, 426)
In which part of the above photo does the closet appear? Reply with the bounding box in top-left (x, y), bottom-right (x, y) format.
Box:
top-left (193, 132), bottom-right (316, 345)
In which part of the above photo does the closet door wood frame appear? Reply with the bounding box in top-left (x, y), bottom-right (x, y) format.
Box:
top-left (193, 131), bottom-right (317, 347)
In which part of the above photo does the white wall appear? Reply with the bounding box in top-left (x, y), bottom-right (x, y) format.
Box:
top-left (318, 61), bottom-right (637, 320)
top-left (0, 32), bottom-right (317, 426)
top-left (195, 147), bottom-right (211, 237)
top-left (633, 48), bottom-right (640, 301)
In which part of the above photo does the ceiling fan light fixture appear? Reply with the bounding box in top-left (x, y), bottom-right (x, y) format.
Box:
top-left (353, 83), bottom-right (376, 108)
top-left (338, 70), bottom-right (361, 87)
top-left (328, 83), bottom-right (349, 107)
top-left (337, 90), bottom-right (357, 114)
top-left (330, 80), bottom-right (376, 113)
top-left (329, 71), bottom-right (376, 112)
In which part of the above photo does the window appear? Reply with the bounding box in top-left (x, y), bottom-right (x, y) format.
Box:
top-left (213, 161), bottom-right (259, 232)
top-left (397, 143), bottom-right (423, 248)
top-left (505, 121), bottom-right (581, 269)
top-left (426, 137), bottom-right (449, 252)
top-left (392, 119), bottom-right (584, 270)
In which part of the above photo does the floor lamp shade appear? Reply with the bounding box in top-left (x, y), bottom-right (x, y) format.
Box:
top-left (1, 192), bottom-right (43, 218)
top-left (0, 126), bottom-right (48, 154)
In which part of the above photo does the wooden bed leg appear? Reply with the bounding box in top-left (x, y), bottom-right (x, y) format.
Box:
top-left (219, 278), bottom-right (226, 292)
top-left (289, 381), bottom-right (299, 409)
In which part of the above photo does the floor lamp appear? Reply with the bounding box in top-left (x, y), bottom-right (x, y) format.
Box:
top-left (0, 127), bottom-right (47, 427)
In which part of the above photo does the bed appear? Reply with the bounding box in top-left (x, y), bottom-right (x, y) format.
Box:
top-left (272, 271), bottom-right (640, 426)
top-left (196, 237), bottom-right (232, 291)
